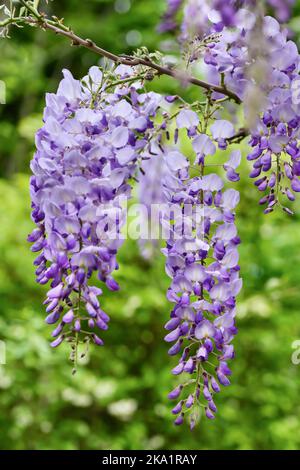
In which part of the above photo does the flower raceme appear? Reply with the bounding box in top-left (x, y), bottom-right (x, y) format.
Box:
top-left (160, 111), bottom-right (241, 427)
top-left (28, 65), bottom-right (162, 363)
top-left (159, 0), bottom-right (295, 35)
top-left (245, 18), bottom-right (300, 214)
top-left (202, 15), bottom-right (300, 213)
top-left (163, 174), bottom-right (241, 427)
top-left (161, 1), bottom-right (300, 213)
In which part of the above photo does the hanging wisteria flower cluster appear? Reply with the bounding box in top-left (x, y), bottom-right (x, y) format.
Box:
top-left (161, 1), bottom-right (300, 213)
top-left (199, 13), bottom-right (300, 213)
top-left (28, 64), bottom-right (162, 367)
top-left (2, 0), bottom-right (300, 428)
top-left (159, 108), bottom-right (241, 427)
top-left (163, 170), bottom-right (241, 426)
top-left (159, 0), bottom-right (295, 35)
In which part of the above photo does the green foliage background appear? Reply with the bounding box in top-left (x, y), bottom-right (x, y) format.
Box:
top-left (1, 0), bottom-right (300, 450)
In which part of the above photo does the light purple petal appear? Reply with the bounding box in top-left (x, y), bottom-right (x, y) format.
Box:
top-left (112, 99), bottom-right (133, 118)
top-left (221, 249), bottom-right (239, 268)
top-left (57, 69), bottom-right (82, 102)
top-left (221, 189), bottom-right (240, 210)
top-left (176, 109), bottom-right (199, 129)
top-left (165, 151), bottom-right (189, 171)
top-left (110, 127), bottom-right (129, 148)
top-left (201, 174), bottom-right (224, 191)
top-left (192, 134), bottom-right (216, 156)
top-left (116, 146), bottom-right (136, 165)
top-left (195, 320), bottom-right (215, 340)
top-left (211, 120), bottom-right (235, 140)
top-left (226, 150), bottom-right (241, 169)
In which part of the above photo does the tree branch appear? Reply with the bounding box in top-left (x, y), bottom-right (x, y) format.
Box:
top-left (227, 128), bottom-right (249, 143)
top-left (16, 0), bottom-right (242, 104)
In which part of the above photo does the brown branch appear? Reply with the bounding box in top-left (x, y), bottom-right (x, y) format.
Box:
top-left (43, 21), bottom-right (242, 103)
top-left (227, 128), bottom-right (249, 143)
top-left (17, 4), bottom-right (242, 104)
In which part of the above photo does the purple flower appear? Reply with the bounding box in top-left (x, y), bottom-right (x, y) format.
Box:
top-left (195, 320), bottom-right (216, 340)
top-left (158, 0), bottom-right (184, 32)
top-left (176, 109), bottom-right (199, 130)
top-left (205, 407), bottom-right (215, 420)
top-left (172, 401), bottom-right (183, 414)
top-left (168, 385), bottom-right (183, 399)
top-left (28, 66), bottom-right (162, 359)
top-left (174, 414), bottom-right (184, 426)
top-left (163, 137), bottom-right (240, 426)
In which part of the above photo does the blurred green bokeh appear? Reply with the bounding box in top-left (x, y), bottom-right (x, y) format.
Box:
top-left (1, 0), bottom-right (300, 450)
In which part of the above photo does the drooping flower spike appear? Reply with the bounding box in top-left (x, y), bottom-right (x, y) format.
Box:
top-left (202, 14), bottom-right (300, 212)
top-left (162, 149), bottom-right (241, 427)
top-left (159, 0), bottom-right (295, 36)
top-left (161, 0), bottom-right (300, 213)
top-left (28, 66), bottom-right (163, 365)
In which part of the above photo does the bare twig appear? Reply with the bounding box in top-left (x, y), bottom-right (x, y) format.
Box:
top-left (227, 128), bottom-right (249, 143)
top-left (16, 0), bottom-right (242, 104)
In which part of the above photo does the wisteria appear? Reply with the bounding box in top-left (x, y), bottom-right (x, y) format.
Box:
top-left (138, 152), bottom-right (168, 259)
top-left (245, 18), bottom-right (300, 213)
top-left (268, 0), bottom-right (295, 21)
top-left (159, 0), bottom-right (183, 33)
top-left (163, 169), bottom-right (241, 427)
top-left (159, 0), bottom-right (295, 36)
top-left (203, 13), bottom-right (300, 211)
top-left (2, 0), bottom-right (300, 429)
top-left (28, 65), bottom-right (162, 367)
top-left (159, 109), bottom-right (241, 426)
top-left (161, 0), bottom-right (300, 212)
